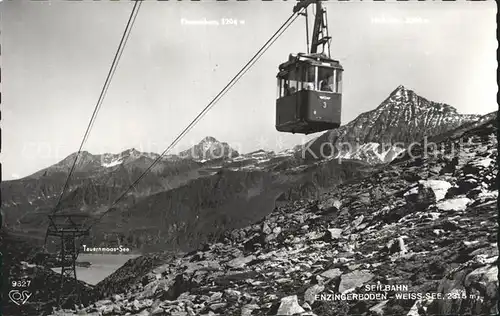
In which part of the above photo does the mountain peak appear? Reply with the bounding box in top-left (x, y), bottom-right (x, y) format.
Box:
top-left (66, 151), bottom-right (93, 158)
top-left (60, 150), bottom-right (94, 163)
top-left (120, 148), bottom-right (141, 156)
top-left (44, 150), bottom-right (100, 175)
top-left (180, 136), bottom-right (238, 161)
top-left (376, 85), bottom-right (460, 114)
top-left (388, 84), bottom-right (408, 98)
top-left (301, 86), bottom-right (481, 161)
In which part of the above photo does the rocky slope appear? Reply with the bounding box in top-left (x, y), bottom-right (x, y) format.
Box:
top-left (300, 85), bottom-right (481, 163)
top-left (50, 113), bottom-right (498, 315)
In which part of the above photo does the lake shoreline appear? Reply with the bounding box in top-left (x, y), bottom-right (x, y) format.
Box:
top-left (52, 253), bottom-right (141, 285)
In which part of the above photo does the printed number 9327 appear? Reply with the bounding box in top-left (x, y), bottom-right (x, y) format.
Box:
top-left (221, 18), bottom-right (238, 25)
top-left (12, 280), bottom-right (31, 288)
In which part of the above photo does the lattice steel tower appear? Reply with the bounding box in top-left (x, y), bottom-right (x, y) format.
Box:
top-left (46, 212), bottom-right (90, 306)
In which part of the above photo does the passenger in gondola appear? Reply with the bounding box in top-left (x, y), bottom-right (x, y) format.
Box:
top-left (284, 83), bottom-right (296, 96)
top-left (304, 68), bottom-right (315, 90)
top-left (284, 83), bottom-right (291, 96)
top-left (304, 82), bottom-right (314, 90)
top-left (320, 75), bottom-right (333, 92)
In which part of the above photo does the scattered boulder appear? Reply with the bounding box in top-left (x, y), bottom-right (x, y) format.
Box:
top-left (436, 197), bottom-right (471, 212)
top-left (226, 255), bottom-right (256, 269)
top-left (262, 222), bottom-right (273, 235)
top-left (318, 198), bottom-right (341, 215)
top-left (357, 192), bottom-right (371, 205)
top-left (456, 177), bottom-right (481, 194)
top-left (440, 156), bottom-right (459, 174)
top-left (351, 215), bottom-right (364, 229)
top-left (320, 268), bottom-right (342, 280)
top-left (386, 237), bottom-right (408, 255)
top-left (324, 228), bottom-right (343, 241)
top-left (464, 264), bottom-right (498, 303)
top-left (369, 300), bottom-right (388, 315)
top-left (413, 180), bottom-right (452, 201)
top-left (241, 304), bottom-right (260, 316)
top-left (276, 295), bottom-right (306, 315)
top-left (304, 284), bottom-right (325, 305)
top-left (404, 184), bottom-right (436, 208)
top-left (338, 270), bottom-right (375, 293)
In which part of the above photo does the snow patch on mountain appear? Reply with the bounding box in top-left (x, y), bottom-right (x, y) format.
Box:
top-left (102, 159), bottom-right (123, 168)
top-left (333, 143), bottom-right (406, 164)
top-left (276, 149), bottom-right (296, 157)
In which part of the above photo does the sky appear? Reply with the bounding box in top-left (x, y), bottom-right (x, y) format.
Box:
top-left (1, 0), bottom-right (497, 180)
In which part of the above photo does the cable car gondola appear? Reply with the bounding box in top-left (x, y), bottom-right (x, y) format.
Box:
top-left (276, 0), bottom-right (344, 135)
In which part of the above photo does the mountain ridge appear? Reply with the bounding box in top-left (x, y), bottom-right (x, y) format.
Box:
top-left (1, 85), bottom-right (490, 251)
top-left (299, 85), bottom-right (481, 163)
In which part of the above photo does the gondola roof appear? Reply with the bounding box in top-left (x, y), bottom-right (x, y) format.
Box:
top-left (278, 53), bottom-right (343, 71)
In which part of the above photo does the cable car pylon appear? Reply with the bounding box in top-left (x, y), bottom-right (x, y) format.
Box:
top-left (42, 0), bottom-right (143, 309)
top-left (45, 212), bottom-right (90, 307)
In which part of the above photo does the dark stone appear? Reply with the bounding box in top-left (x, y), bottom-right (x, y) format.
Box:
top-left (462, 164), bottom-right (481, 175)
top-left (200, 243), bottom-right (211, 252)
top-left (404, 184), bottom-right (436, 210)
top-left (247, 258), bottom-right (266, 266)
top-left (457, 178), bottom-right (480, 194)
top-left (266, 302), bottom-right (281, 315)
top-left (320, 206), bottom-right (339, 217)
top-left (160, 273), bottom-right (200, 301)
top-left (440, 156), bottom-right (459, 174)
top-left (387, 239), bottom-right (403, 254)
top-left (189, 252), bottom-right (204, 262)
top-left (309, 202), bottom-right (320, 213)
top-left (410, 157), bottom-right (424, 167)
top-left (382, 205), bottom-right (409, 223)
top-left (437, 238), bottom-right (456, 247)
top-left (465, 188), bottom-right (483, 199)
top-left (436, 220), bottom-right (461, 232)
top-left (444, 186), bottom-right (461, 199)
top-left (243, 233), bottom-right (266, 252)
top-left (214, 271), bottom-right (259, 287)
top-left (141, 274), bottom-right (155, 287)
top-left (402, 171), bottom-right (422, 182)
